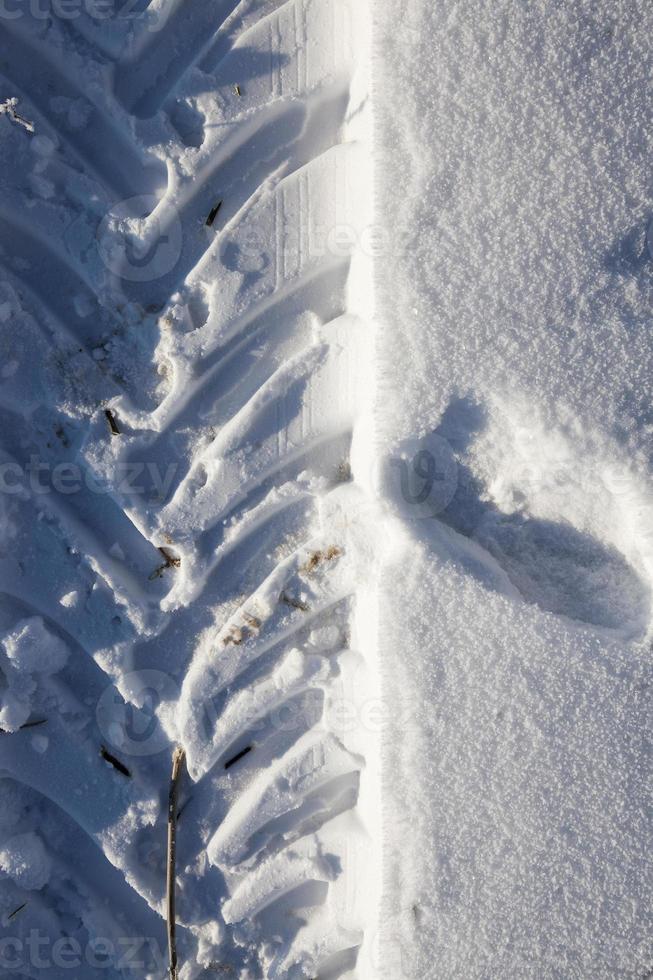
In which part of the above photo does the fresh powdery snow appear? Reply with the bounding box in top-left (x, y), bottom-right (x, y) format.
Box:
top-left (374, 3), bottom-right (652, 978)
top-left (0, 1), bottom-right (650, 979)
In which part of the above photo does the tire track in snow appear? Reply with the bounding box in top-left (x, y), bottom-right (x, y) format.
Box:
top-left (114, 0), bottom-right (292, 118)
top-left (0, 23), bottom-right (162, 199)
top-left (0, 779), bottom-right (165, 979)
top-left (123, 83), bottom-right (353, 311)
top-left (0, 0), bottom-right (375, 976)
top-left (0, 209), bottom-right (119, 350)
top-left (117, 262), bottom-right (350, 523)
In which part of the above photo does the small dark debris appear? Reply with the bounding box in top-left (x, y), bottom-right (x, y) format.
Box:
top-left (100, 745), bottom-right (131, 778)
top-left (104, 408), bottom-right (121, 435)
top-left (0, 97), bottom-right (34, 133)
top-left (224, 745), bottom-right (252, 770)
top-left (280, 590), bottom-right (309, 612)
top-left (207, 964), bottom-right (236, 977)
top-left (223, 614), bottom-right (260, 647)
top-left (158, 546), bottom-right (181, 567)
top-left (337, 459), bottom-right (352, 482)
top-left (55, 424), bottom-right (70, 448)
top-left (302, 545), bottom-right (343, 575)
top-left (7, 903), bottom-right (26, 921)
top-left (206, 200), bottom-right (223, 227)
top-left (149, 546), bottom-right (181, 580)
top-left (223, 625), bottom-right (244, 646)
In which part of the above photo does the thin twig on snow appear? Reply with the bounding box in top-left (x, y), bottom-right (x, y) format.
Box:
top-left (167, 746), bottom-right (185, 980)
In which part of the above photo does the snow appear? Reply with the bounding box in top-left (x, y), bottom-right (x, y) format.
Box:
top-left (0, 0), bottom-right (650, 977)
top-left (375, 526), bottom-right (651, 977)
top-left (59, 590), bottom-right (80, 608)
top-left (374, 1), bottom-right (653, 975)
top-left (0, 832), bottom-right (51, 891)
top-left (31, 733), bottom-right (49, 754)
top-left (3, 617), bottom-right (69, 676)
top-left (0, 617), bottom-right (70, 732)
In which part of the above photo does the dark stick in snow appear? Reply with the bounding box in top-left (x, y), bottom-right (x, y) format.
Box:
top-left (167, 746), bottom-right (185, 980)
top-left (279, 590), bottom-right (309, 612)
top-left (224, 745), bottom-right (253, 770)
top-left (104, 408), bottom-right (121, 435)
top-left (150, 546), bottom-right (181, 580)
top-left (100, 745), bottom-right (131, 777)
top-left (206, 200), bottom-right (222, 227)
top-left (0, 718), bottom-right (46, 734)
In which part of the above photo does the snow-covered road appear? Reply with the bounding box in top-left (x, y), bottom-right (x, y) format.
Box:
top-left (0, 1), bottom-right (650, 978)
